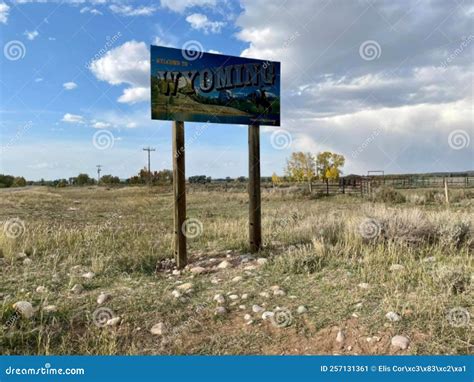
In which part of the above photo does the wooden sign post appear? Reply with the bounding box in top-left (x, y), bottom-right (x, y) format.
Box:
top-left (173, 121), bottom-right (187, 268)
top-left (151, 45), bottom-right (280, 267)
top-left (248, 123), bottom-right (262, 252)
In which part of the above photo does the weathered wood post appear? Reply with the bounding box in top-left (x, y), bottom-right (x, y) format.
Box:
top-left (173, 121), bottom-right (187, 268)
top-left (248, 123), bottom-right (262, 253)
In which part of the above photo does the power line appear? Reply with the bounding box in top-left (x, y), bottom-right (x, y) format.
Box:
top-left (143, 147), bottom-right (156, 185)
top-left (96, 165), bottom-right (102, 184)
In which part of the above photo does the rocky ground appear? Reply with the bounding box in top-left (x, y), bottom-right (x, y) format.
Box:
top-left (0, 186), bottom-right (472, 354)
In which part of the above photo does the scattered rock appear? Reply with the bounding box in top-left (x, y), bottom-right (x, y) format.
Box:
top-left (385, 311), bottom-right (401, 322)
top-left (36, 286), bottom-right (47, 293)
top-left (71, 284), bottom-right (84, 294)
top-left (150, 322), bottom-right (166, 335)
top-left (190, 266), bottom-right (206, 274)
top-left (106, 317), bottom-right (121, 326)
top-left (256, 258), bottom-right (268, 266)
top-left (259, 292), bottom-right (270, 298)
top-left (244, 314), bottom-right (252, 321)
top-left (239, 305), bottom-right (246, 310)
top-left (231, 276), bottom-right (243, 283)
top-left (391, 335), bottom-right (410, 350)
top-left (217, 260), bottom-right (232, 269)
top-left (172, 270), bottom-right (181, 276)
top-left (241, 293), bottom-right (249, 300)
top-left (262, 311), bottom-right (274, 320)
top-left (270, 285), bottom-right (281, 291)
top-left (82, 271), bottom-right (95, 279)
top-left (16, 252), bottom-right (27, 260)
top-left (215, 306), bottom-right (227, 316)
top-left (358, 283), bottom-right (369, 289)
top-left (23, 258), bottom-right (33, 265)
top-left (336, 330), bottom-right (345, 343)
top-left (252, 304), bottom-right (264, 313)
top-left (244, 265), bottom-right (257, 271)
top-left (347, 345), bottom-right (353, 351)
top-left (13, 301), bottom-right (34, 318)
top-left (177, 282), bottom-right (193, 291)
top-left (273, 289), bottom-right (286, 296)
top-left (229, 294), bottom-right (239, 300)
top-left (389, 264), bottom-right (405, 271)
top-left (97, 293), bottom-right (111, 305)
top-left (171, 290), bottom-right (182, 299)
top-left (43, 305), bottom-right (57, 313)
top-left (213, 294), bottom-right (225, 304)
top-left (297, 305), bottom-right (308, 314)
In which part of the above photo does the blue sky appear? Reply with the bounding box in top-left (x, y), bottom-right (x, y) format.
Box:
top-left (0, 0), bottom-right (472, 180)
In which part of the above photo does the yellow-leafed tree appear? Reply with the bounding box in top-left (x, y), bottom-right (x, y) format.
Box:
top-left (271, 172), bottom-right (282, 187)
top-left (316, 152), bottom-right (345, 183)
top-left (285, 152), bottom-right (316, 192)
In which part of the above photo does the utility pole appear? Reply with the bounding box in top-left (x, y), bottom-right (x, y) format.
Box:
top-left (96, 165), bottom-right (102, 185)
top-left (143, 147), bottom-right (156, 185)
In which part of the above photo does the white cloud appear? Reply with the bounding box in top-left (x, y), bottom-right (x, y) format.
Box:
top-left (153, 36), bottom-right (175, 48)
top-left (91, 121), bottom-right (111, 129)
top-left (24, 30), bottom-right (39, 40)
top-left (63, 81), bottom-right (78, 90)
top-left (89, 40), bottom-right (150, 104)
top-left (235, 0), bottom-right (474, 174)
top-left (61, 113), bottom-right (84, 124)
top-left (0, 2), bottom-right (10, 24)
top-left (160, 0), bottom-right (216, 13)
top-left (208, 49), bottom-right (222, 54)
top-left (109, 4), bottom-right (156, 16)
top-left (117, 86), bottom-right (149, 104)
top-left (34, 78), bottom-right (43, 82)
top-left (80, 6), bottom-right (102, 15)
top-left (185, 13), bottom-right (225, 34)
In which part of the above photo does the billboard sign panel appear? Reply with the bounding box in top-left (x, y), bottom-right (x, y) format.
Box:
top-left (151, 45), bottom-right (280, 126)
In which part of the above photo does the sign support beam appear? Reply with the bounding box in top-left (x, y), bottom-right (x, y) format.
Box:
top-left (248, 123), bottom-right (262, 253)
top-left (173, 121), bottom-right (187, 268)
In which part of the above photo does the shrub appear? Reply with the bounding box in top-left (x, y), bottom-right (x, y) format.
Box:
top-left (373, 187), bottom-right (406, 203)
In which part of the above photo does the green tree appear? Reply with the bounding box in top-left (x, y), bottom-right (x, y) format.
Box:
top-left (75, 173), bottom-right (93, 186)
top-left (100, 175), bottom-right (121, 185)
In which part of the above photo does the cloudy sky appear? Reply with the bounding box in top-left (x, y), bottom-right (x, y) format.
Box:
top-left (0, 0), bottom-right (472, 180)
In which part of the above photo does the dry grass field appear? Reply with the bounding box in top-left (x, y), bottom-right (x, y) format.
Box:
top-left (0, 185), bottom-right (472, 355)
